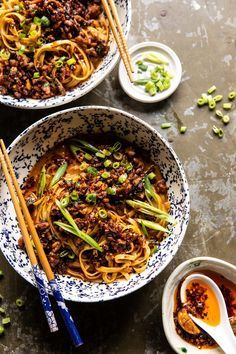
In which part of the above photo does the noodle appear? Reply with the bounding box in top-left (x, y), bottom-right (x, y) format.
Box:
top-left (21, 136), bottom-right (171, 283)
top-left (0, 0), bottom-right (109, 98)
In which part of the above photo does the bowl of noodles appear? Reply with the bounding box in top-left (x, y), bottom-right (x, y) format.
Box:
top-left (0, 106), bottom-right (190, 301)
top-left (0, 0), bottom-right (131, 109)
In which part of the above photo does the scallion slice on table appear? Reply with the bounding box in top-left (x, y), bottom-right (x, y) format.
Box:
top-left (228, 91), bottom-right (236, 100)
top-left (38, 165), bottom-right (46, 197)
top-left (55, 200), bottom-right (103, 252)
top-left (50, 162), bottom-right (67, 187)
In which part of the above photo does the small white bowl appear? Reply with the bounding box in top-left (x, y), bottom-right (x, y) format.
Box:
top-left (119, 41), bottom-right (182, 103)
top-left (162, 257), bottom-right (236, 354)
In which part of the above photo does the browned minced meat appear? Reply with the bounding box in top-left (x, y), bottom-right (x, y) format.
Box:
top-left (0, 0), bottom-right (108, 99)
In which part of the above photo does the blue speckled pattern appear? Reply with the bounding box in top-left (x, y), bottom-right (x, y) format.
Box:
top-left (0, 0), bottom-right (131, 110)
top-left (0, 106), bottom-right (190, 302)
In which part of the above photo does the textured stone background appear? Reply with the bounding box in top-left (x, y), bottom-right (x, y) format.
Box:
top-left (0, 0), bottom-right (235, 353)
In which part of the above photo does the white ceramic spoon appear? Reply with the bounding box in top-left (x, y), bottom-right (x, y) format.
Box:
top-left (180, 273), bottom-right (236, 354)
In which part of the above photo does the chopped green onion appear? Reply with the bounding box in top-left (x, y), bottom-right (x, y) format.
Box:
top-left (118, 173), bottom-right (127, 184)
top-left (222, 115), bottom-right (230, 124)
top-left (134, 79), bottom-right (149, 85)
top-left (145, 81), bottom-right (156, 95)
top-left (137, 219), bottom-right (170, 233)
top-left (208, 99), bottom-right (216, 110)
top-left (18, 45), bottom-right (26, 55)
top-left (180, 126), bottom-right (187, 134)
top-left (113, 162), bottom-right (120, 169)
top-left (103, 149), bottom-right (111, 156)
top-left (37, 37), bottom-right (45, 46)
top-left (113, 152), bottom-right (123, 161)
top-left (212, 125), bottom-right (224, 138)
top-left (161, 122), bottom-right (171, 129)
top-left (84, 153), bottom-right (92, 161)
top-left (55, 56), bottom-right (67, 68)
top-left (228, 91), bottom-right (236, 100)
top-left (66, 57), bottom-right (76, 66)
top-left (41, 16), bottom-right (50, 27)
top-left (143, 52), bottom-right (168, 64)
top-left (29, 29), bottom-right (38, 37)
top-left (70, 191), bottom-right (79, 201)
top-left (213, 95), bottom-right (223, 102)
top-left (95, 152), bottom-right (105, 159)
top-left (33, 72), bottom-right (40, 79)
top-left (2, 317), bottom-right (11, 326)
top-left (38, 165), bottom-right (46, 197)
top-left (215, 110), bottom-right (223, 118)
top-left (150, 245), bottom-right (158, 255)
top-left (60, 250), bottom-right (69, 258)
top-left (0, 270), bottom-right (3, 279)
top-left (98, 209), bottom-right (107, 219)
top-left (0, 49), bottom-right (10, 60)
top-left (60, 196), bottom-right (70, 208)
top-left (138, 63), bottom-right (148, 71)
top-left (86, 193), bottom-right (97, 204)
top-left (207, 85), bottom-right (216, 94)
top-left (218, 129), bottom-right (224, 138)
top-left (15, 297), bottom-right (25, 308)
top-left (33, 16), bottom-right (41, 25)
top-left (101, 171), bottom-right (110, 179)
top-left (87, 166), bottom-right (98, 176)
top-left (55, 199), bottom-right (103, 251)
top-left (126, 163), bottom-right (133, 172)
top-left (148, 172), bottom-right (156, 180)
top-left (136, 60), bottom-right (143, 65)
top-left (126, 199), bottom-right (169, 218)
top-left (0, 307), bottom-right (5, 314)
top-left (0, 325), bottom-right (4, 335)
top-left (197, 98), bottom-right (206, 106)
top-left (68, 252), bottom-right (75, 260)
top-left (111, 141), bottom-right (122, 152)
top-left (223, 103), bottom-right (232, 110)
top-left (80, 162), bottom-right (88, 171)
top-left (140, 220), bottom-right (148, 236)
top-left (50, 162), bottom-right (67, 187)
top-left (104, 159), bottom-right (112, 168)
top-left (107, 187), bottom-right (116, 195)
top-left (19, 32), bottom-right (26, 39)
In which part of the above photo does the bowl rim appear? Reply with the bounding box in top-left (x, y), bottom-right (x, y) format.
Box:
top-left (0, 0), bottom-right (132, 110)
top-left (4, 105), bottom-right (190, 301)
top-left (162, 256), bottom-right (236, 354)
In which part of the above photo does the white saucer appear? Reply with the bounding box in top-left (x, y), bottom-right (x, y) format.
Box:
top-left (119, 41), bottom-right (182, 103)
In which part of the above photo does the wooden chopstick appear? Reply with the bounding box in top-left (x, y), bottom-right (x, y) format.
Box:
top-left (0, 143), bottom-right (58, 333)
top-left (107, 0), bottom-right (134, 73)
top-left (101, 0), bottom-right (134, 82)
top-left (0, 140), bottom-right (83, 347)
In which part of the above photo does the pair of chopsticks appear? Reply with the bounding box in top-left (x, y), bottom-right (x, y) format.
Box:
top-left (101, 0), bottom-right (134, 82)
top-left (0, 140), bottom-right (83, 347)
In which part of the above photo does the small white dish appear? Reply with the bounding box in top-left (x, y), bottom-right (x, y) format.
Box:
top-left (119, 41), bottom-right (182, 103)
top-left (162, 257), bottom-right (236, 354)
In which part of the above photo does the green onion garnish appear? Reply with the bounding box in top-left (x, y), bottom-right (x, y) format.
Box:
top-left (147, 172), bottom-right (156, 180)
top-left (0, 307), bottom-right (5, 314)
top-left (50, 162), bottom-right (67, 187)
top-left (60, 196), bottom-right (70, 208)
top-left (161, 122), bottom-right (171, 129)
top-left (207, 85), bottom-right (216, 94)
top-left (67, 57), bottom-right (76, 66)
top-left (113, 152), bottom-right (123, 161)
top-left (107, 187), bottom-right (116, 195)
top-left (137, 219), bottom-right (170, 233)
top-left (101, 171), bottom-right (110, 179)
top-left (80, 162), bottom-right (88, 171)
top-left (68, 252), bottom-right (75, 260)
top-left (180, 126), bottom-right (187, 134)
top-left (41, 16), bottom-right (50, 27)
top-left (215, 110), bottom-right (223, 118)
top-left (104, 159), bottom-right (112, 168)
top-left (98, 209), bottom-right (107, 219)
top-left (228, 91), bottom-right (236, 100)
top-left (70, 191), bottom-right (79, 201)
top-left (16, 297), bottom-right (25, 308)
top-left (95, 151), bottom-right (105, 159)
top-left (222, 115), bottom-right (230, 124)
top-left (213, 95), bottom-right (223, 102)
top-left (33, 16), bottom-right (41, 25)
top-left (0, 49), bottom-right (10, 60)
top-left (197, 98), bottom-right (206, 106)
top-left (71, 139), bottom-right (99, 154)
top-left (143, 52), bottom-right (168, 64)
top-left (84, 153), bottom-right (92, 161)
top-left (113, 162), bottom-right (120, 169)
top-left (223, 102), bottom-right (232, 110)
top-left (55, 199), bottom-right (103, 251)
top-left (38, 165), bottom-right (47, 197)
top-left (18, 45), bottom-right (26, 55)
top-left (208, 99), bottom-right (216, 110)
top-left (126, 163), bottom-right (133, 172)
top-left (60, 250), bottom-right (69, 258)
top-left (118, 173), bottom-right (127, 184)
top-left (150, 245), bottom-right (158, 255)
top-left (2, 317), bottom-right (11, 326)
top-left (87, 166), bottom-right (98, 176)
top-left (111, 141), bottom-right (122, 152)
top-left (0, 325), bottom-right (4, 335)
top-left (86, 193), bottom-right (97, 204)
top-left (33, 72), bottom-right (40, 79)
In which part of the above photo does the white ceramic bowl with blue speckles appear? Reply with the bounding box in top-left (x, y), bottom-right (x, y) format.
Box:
top-left (0, 0), bottom-right (131, 110)
top-left (162, 257), bottom-right (236, 354)
top-left (0, 106), bottom-right (190, 302)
